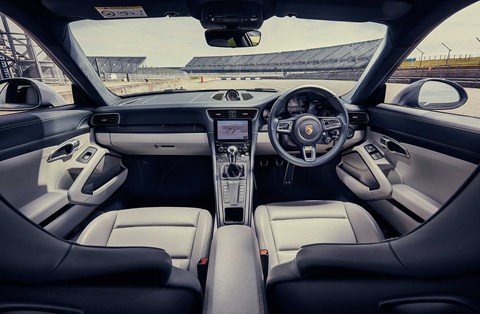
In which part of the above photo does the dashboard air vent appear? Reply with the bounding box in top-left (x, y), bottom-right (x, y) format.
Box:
top-left (207, 110), bottom-right (230, 119)
top-left (236, 109), bottom-right (257, 119)
top-left (348, 112), bottom-right (369, 124)
top-left (91, 113), bottom-right (120, 126)
top-left (207, 109), bottom-right (258, 119)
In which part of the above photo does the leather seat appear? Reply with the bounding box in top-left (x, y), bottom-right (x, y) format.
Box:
top-left (78, 207), bottom-right (213, 275)
top-left (0, 202), bottom-right (211, 314)
top-left (254, 200), bottom-right (384, 269)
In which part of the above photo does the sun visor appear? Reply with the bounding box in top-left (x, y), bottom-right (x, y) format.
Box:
top-left (41, 0), bottom-right (190, 20)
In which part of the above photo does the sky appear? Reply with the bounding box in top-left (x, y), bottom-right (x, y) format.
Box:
top-left (69, 1), bottom-right (480, 67)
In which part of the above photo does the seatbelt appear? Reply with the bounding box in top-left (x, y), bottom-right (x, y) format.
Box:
top-left (260, 249), bottom-right (269, 282)
top-left (197, 257), bottom-right (209, 294)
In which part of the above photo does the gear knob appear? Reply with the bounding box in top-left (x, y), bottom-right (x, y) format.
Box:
top-left (227, 145), bottom-right (238, 164)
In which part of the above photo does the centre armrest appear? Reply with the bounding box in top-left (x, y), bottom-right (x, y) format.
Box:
top-left (203, 225), bottom-right (266, 314)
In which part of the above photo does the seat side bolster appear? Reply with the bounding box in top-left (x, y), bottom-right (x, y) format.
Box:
top-left (77, 211), bottom-right (118, 246)
top-left (344, 203), bottom-right (385, 243)
top-left (296, 242), bottom-right (410, 278)
top-left (189, 209), bottom-right (213, 274)
top-left (254, 205), bottom-right (280, 268)
top-left (51, 243), bottom-right (174, 284)
top-left (267, 242), bottom-right (411, 287)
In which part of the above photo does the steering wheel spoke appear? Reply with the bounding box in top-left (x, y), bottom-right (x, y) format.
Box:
top-left (276, 118), bottom-right (294, 134)
top-left (301, 145), bottom-right (316, 162)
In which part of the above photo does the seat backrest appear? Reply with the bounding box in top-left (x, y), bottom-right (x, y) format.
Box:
top-left (266, 166), bottom-right (480, 314)
top-left (0, 199), bottom-right (203, 314)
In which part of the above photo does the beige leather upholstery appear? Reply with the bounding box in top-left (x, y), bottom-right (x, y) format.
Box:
top-left (77, 207), bottom-right (213, 275)
top-left (254, 200), bottom-right (384, 269)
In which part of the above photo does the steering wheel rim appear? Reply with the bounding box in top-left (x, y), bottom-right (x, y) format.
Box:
top-left (268, 85), bottom-right (349, 167)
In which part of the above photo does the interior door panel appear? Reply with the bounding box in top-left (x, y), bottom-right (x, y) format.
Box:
top-left (368, 104), bottom-right (480, 163)
top-left (0, 110), bottom-right (127, 238)
top-left (337, 104), bottom-right (478, 234)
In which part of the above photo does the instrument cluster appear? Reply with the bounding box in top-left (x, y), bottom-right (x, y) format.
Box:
top-left (262, 93), bottom-right (337, 121)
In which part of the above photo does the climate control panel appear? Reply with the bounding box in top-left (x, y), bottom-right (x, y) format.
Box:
top-left (215, 141), bottom-right (251, 154)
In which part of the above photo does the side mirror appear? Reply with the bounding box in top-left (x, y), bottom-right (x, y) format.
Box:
top-left (205, 29), bottom-right (261, 48)
top-left (0, 78), bottom-right (66, 111)
top-left (391, 79), bottom-right (467, 110)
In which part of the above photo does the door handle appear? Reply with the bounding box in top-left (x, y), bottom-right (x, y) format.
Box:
top-left (48, 140), bottom-right (80, 162)
top-left (380, 136), bottom-right (410, 158)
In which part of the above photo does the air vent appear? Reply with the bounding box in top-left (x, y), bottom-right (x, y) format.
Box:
top-left (91, 113), bottom-right (120, 126)
top-left (348, 112), bottom-right (369, 124)
top-left (236, 109), bottom-right (257, 119)
top-left (207, 109), bottom-right (258, 119)
top-left (207, 110), bottom-right (230, 119)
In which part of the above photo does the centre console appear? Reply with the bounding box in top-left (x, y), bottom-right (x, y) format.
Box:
top-left (212, 118), bottom-right (254, 226)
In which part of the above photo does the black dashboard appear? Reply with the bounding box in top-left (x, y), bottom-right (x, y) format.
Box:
top-left (91, 89), bottom-right (368, 156)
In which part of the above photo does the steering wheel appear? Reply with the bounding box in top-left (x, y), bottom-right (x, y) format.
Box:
top-left (268, 86), bottom-right (349, 167)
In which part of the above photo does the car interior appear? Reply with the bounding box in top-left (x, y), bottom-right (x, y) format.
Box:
top-left (0, 0), bottom-right (479, 313)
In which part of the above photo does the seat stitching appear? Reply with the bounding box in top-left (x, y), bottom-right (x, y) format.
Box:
top-left (105, 211), bottom-right (119, 246)
top-left (343, 204), bottom-right (358, 243)
top-left (265, 205), bottom-right (280, 265)
top-left (277, 249), bottom-right (302, 252)
top-left (388, 242), bottom-right (413, 276)
top-left (113, 225), bottom-right (196, 229)
top-left (200, 211), bottom-right (210, 258)
top-left (188, 209), bottom-right (201, 271)
top-left (270, 216), bottom-right (347, 221)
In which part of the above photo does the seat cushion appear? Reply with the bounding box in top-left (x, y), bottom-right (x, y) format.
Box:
top-left (77, 207), bottom-right (213, 275)
top-left (254, 200), bottom-right (384, 269)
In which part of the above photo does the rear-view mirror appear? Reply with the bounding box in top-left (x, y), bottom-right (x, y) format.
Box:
top-left (205, 30), bottom-right (261, 48)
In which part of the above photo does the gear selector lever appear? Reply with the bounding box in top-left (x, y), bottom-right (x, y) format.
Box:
top-left (227, 145), bottom-right (238, 164)
top-left (224, 145), bottom-right (244, 178)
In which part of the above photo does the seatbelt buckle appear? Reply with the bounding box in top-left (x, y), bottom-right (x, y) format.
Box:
top-left (260, 249), bottom-right (269, 282)
top-left (197, 257), bottom-right (209, 293)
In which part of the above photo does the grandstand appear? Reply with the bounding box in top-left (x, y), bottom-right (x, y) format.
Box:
top-left (87, 56), bottom-right (146, 76)
top-left (182, 39), bottom-right (382, 80)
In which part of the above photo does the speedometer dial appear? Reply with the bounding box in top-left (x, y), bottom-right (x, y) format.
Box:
top-left (286, 95), bottom-right (308, 116)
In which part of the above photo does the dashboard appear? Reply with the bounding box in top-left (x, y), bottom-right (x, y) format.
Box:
top-left (91, 89), bottom-right (368, 156)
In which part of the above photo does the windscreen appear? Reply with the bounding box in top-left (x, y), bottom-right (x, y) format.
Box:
top-left (69, 17), bottom-right (386, 97)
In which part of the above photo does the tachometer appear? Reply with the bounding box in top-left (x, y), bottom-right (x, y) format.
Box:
top-left (286, 95), bottom-right (308, 116)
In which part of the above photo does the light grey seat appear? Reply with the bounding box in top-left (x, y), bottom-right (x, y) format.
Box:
top-left (78, 206), bottom-right (213, 275)
top-left (254, 200), bottom-right (384, 270)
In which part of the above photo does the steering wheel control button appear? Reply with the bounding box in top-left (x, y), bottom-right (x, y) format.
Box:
top-left (277, 121), bottom-right (293, 133)
top-left (321, 118), bottom-right (341, 130)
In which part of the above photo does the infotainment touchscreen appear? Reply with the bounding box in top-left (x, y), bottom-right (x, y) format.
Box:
top-left (216, 120), bottom-right (249, 141)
